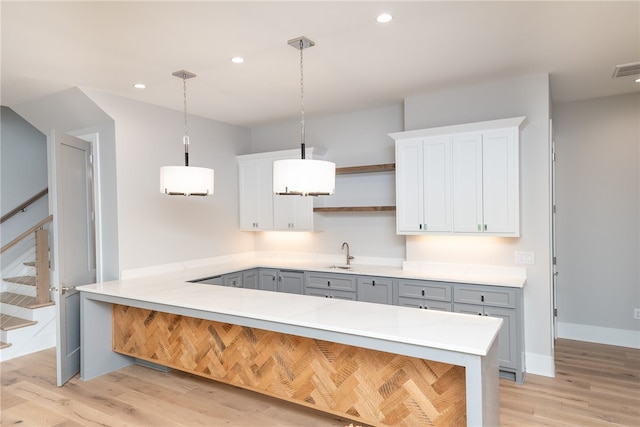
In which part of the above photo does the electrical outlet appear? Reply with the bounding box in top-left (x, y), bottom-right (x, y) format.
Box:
top-left (515, 251), bottom-right (535, 265)
top-left (634, 308), bottom-right (640, 320)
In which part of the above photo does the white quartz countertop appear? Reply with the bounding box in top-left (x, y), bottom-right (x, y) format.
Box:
top-left (118, 256), bottom-right (526, 288)
top-left (79, 273), bottom-right (503, 357)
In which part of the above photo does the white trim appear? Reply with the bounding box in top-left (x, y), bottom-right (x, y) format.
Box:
top-left (557, 322), bottom-right (640, 349)
top-left (525, 352), bottom-right (555, 377)
top-left (389, 116), bottom-right (526, 140)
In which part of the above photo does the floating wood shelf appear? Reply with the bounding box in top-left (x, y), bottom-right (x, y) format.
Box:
top-left (335, 163), bottom-right (395, 175)
top-left (314, 206), bottom-right (396, 213)
top-left (315, 163), bottom-right (396, 213)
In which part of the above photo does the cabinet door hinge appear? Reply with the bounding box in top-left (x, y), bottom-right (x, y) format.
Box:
top-left (553, 256), bottom-right (557, 265)
top-left (554, 308), bottom-right (558, 317)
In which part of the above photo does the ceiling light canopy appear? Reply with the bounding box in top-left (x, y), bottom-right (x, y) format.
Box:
top-left (160, 70), bottom-right (214, 196)
top-left (273, 37), bottom-right (335, 196)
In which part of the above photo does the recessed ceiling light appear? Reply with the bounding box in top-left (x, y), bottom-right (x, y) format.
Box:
top-left (231, 56), bottom-right (245, 64)
top-left (376, 13), bottom-right (393, 23)
top-left (133, 83), bottom-right (146, 89)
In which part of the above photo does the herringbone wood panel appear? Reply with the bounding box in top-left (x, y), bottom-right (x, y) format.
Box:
top-left (112, 304), bottom-right (467, 426)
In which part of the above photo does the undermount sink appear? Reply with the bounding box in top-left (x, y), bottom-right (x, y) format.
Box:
top-left (327, 264), bottom-right (353, 270)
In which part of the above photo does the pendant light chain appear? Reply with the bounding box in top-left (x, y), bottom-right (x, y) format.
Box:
top-left (182, 73), bottom-right (190, 166)
top-left (299, 39), bottom-right (306, 159)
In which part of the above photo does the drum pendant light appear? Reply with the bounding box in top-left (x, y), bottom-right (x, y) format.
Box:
top-left (273, 37), bottom-right (335, 196)
top-left (160, 70), bottom-right (214, 196)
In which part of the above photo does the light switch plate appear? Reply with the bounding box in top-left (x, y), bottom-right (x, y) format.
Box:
top-left (634, 308), bottom-right (640, 320)
top-left (515, 251), bottom-right (535, 264)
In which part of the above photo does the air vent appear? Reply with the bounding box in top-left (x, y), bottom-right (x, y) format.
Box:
top-left (613, 62), bottom-right (640, 78)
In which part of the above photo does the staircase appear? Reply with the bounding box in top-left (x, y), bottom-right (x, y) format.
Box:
top-left (1, 215), bottom-right (56, 361)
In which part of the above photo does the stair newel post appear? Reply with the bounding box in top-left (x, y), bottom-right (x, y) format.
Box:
top-left (35, 227), bottom-right (50, 305)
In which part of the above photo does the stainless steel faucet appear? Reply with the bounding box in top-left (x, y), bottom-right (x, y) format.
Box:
top-left (341, 242), bottom-right (355, 265)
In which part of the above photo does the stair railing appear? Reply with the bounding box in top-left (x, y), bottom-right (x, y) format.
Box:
top-left (1, 215), bottom-right (53, 305)
top-left (0, 188), bottom-right (48, 224)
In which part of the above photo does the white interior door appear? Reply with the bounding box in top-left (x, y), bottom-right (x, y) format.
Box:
top-left (53, 130), bottom-right (96, 386)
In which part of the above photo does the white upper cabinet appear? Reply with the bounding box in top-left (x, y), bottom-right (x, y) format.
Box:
top-left (395, 136), bottom-right (452, 233)
top-left (273, 194), bottom-right (313, 230)
top-left (391, 117), bottom-right (524, 237)
top-left (452, 132), bottom-right (484, 233)
top-left (237, 148), bottom-right (324, 232)
top-left (238, 158), bottom-right (273, 230)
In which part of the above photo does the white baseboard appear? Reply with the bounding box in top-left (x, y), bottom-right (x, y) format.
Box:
top-left (525, 352), bottom-right (555, 377)
top-left (557, 322), bottom-right (640, 349)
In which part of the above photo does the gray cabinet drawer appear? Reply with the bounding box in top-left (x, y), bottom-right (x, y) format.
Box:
top-left (398, 280), bottom-right (451, 302)
top-left (305, 272), bottom-right (356, 292)
top-left (398, 297), bottom-right (451, 311)
top-left (305, 288), bottom-right (357, 301)
top-left (453, 285), bottom-right (516, 308)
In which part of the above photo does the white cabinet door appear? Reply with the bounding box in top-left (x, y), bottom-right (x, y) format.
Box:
top-left (395, 139), bottom-right (424, 233)
top-left (392, 117), bottom-right (522, 237)
top-left (452, 132), bottom-right (483, 233)
top-left (273, 194), bottom-right (313, 231)
top-left (482, 128), bottom-right (519, 234)
top-left (423, 136), bottom-right (452, 232)
top-left (238, 159), bottom-right (273, 230)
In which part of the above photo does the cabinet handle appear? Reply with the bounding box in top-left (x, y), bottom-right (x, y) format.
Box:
top-left (481, 295), bottom-right (485, 302)
top-left (421, 289), bottom-right (425, 296)
top-left (484, 224), bottom-right (488, 231)
top-left (272, 275), bottom-right (276, 281)
top-left (419, 224), bottom-right (422, 230)
top-left (372, 280), bottom-right (376, 286)
top-left (424, 224), bottom-right (428, 230)
top-left (477, 224), bottom-right (481, 231)
top-left (327, 281), bottom-right (331, 287)
top-left (278, 276), bottom-right (281, 281)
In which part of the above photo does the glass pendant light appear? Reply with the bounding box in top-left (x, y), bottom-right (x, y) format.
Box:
top-left (160, 70), bottom-right (214, 196)
top-left (273, 37), bottom-right (335, 196)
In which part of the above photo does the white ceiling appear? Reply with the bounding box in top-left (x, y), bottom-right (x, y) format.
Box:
top-left (2, 1), bottom-right (639, 127)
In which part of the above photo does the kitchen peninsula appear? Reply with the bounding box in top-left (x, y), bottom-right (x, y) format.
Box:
top-left (79, 258), bottom-right (514, 426)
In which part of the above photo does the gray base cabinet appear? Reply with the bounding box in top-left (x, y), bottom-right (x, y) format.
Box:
top-left (191, 268), bottom-right (524, 383)
top-left (397, 279), bottom-right (452, 311)
top-left (242, 269), bottom-right (259, 289)
top-left (222, 272), bottom-right (243, 287)
top-left (304, 272), bottom-right (356, 300)
top-left (453, 283), bottom-right (524, 383)
top-left (357, 276), bottom-right (393, 305)
top-left (258, 268), bottom-right (304, 294)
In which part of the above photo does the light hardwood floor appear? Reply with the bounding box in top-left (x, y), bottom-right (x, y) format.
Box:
top-left (1, 339), bottom-right (638, 426)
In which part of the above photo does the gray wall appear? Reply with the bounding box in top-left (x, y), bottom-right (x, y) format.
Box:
top-left (553, 93), bottom-right (640, 347)
top-left (83, 90), bottom-right (254, 273)
top-left (0, 106), bottom-right (48, 245)
top-left (403, 74), bottom-right (554, 375)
